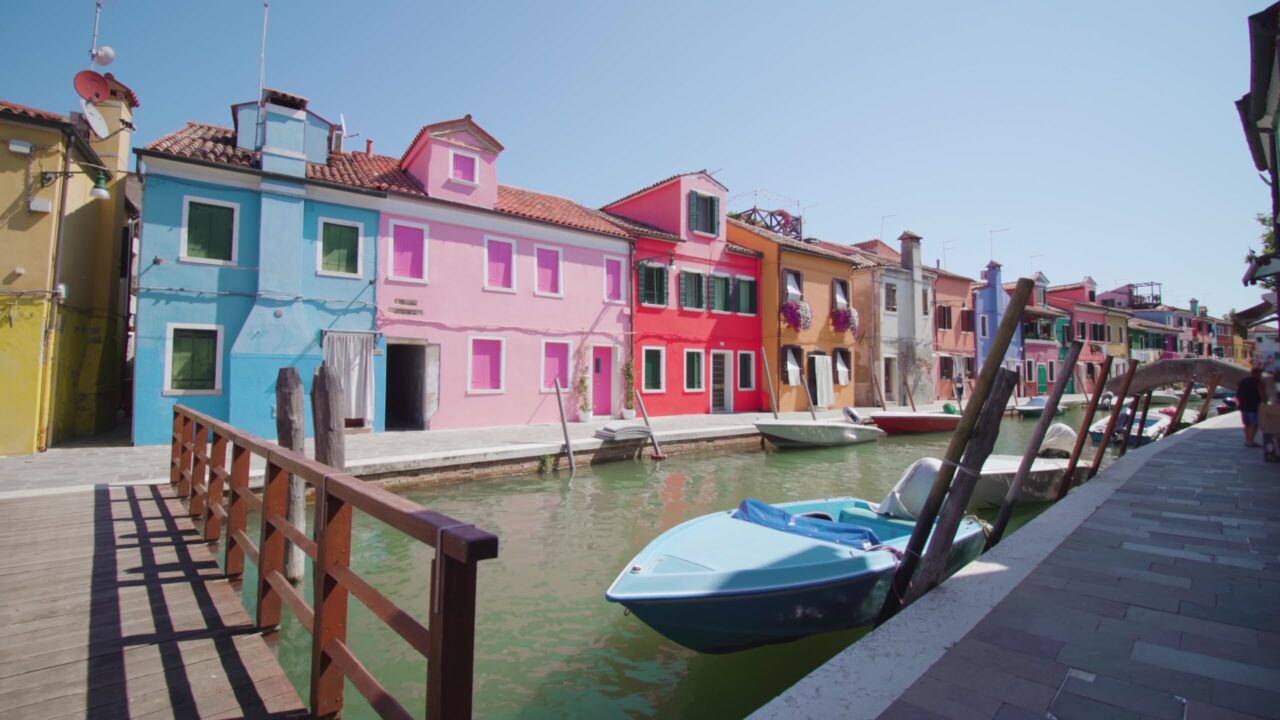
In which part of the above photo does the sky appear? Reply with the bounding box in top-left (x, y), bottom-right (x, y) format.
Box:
top-left (2, 1), bottom-right (1273, 318)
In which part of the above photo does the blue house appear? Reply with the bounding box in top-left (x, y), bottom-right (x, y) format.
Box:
top-left (972, 261), bottom-right (1023, 378)
top-left (133, 90), bottom-right (384, 445)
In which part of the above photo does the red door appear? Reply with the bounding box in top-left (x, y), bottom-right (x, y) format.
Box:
top-left (592, 346), bottom-right (612, 417)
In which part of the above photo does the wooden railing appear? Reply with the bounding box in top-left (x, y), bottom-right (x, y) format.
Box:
top-left (169, 405), bottom-right (499, 719)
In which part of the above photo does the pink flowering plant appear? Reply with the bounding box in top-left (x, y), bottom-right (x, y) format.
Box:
top-left (781, 300), bottom-right (813, 331)
top-left (832, 306), bottom-right (858, 334)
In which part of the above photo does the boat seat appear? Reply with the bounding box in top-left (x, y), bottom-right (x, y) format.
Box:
top-left (732, 498), bottom-right (881, 549)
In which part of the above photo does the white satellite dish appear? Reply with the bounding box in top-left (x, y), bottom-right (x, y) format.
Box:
top-left (339, 113), bottom-right (347, 137)
top-left (91, 45), bottom-right (115, 66)
top-left (80, 98), bottom-right (108, 139)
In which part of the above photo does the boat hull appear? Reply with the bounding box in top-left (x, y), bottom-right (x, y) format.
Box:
top-left (870, 413), bottom-right (961, 434)
top-left (754, 420), bottom-right (884, 448)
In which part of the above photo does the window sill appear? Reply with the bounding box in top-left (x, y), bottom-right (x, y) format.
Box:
top-left (738, 386), bottom-right (756, 392)
top-left (387, 275), bottom-right (430, 285)
top-left (179, 256), bottom-right (237, 267)
top-left (679, 306), bottom-right (706, 313)
top-left (604, 298), bottom-right (626, 305)
top-left (533, 290), bottom-right (565, 299)
top-left (640, 387), bottom-right (665, 394)
top-left (447, 177), bottom-right (480, 188)
top-left (483, 285), bottom-right (518, 294)
top-left (691, 229), bottom-right (718, 239)
top-left (317, 269), bottom-right (363, 279)
top-left (683, 387), bottom-right (705, 394)
top-left (164, 389), bottom-right (222, 397)
top-left (466, 388), bottom-right (505, 395)
top-left (710, 309), bottom-right (734, 315)
top-left (737, 312), bottom-right (757, 317)
top-left (638, 302), bottom-right (668, 309)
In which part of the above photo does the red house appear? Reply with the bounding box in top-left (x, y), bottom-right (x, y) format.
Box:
top-left (602, 172), bottom-right (764, 416)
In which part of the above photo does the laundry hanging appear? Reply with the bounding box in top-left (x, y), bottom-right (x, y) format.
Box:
top-left (322, 331), bottom-right (375, 426)
top-left (836, 353), bottom-right (850, 385)
top-left (785, 348), bottom-right (801, 385)
top-left (813, 355), bottom-right (835, 408)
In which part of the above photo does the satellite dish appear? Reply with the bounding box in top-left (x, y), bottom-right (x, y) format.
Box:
top-left (91, 45), bottom-right (115, 66)
top-left (80, 98), bottom-right (108, 139)
top-left (339, 113), bottom-right (347, 137)
top-left (74, 70), bottom-right (109, 102)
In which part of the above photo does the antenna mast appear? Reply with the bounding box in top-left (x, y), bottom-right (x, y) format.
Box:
top-left (88, 0), bottom-right (103, 67)
top-left (256, 1), bottom-right (270, 149)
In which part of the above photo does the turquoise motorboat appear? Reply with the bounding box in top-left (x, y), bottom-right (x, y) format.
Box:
top-left (604, 497), bottom-right (985, 654)
top-left (1014, 396), bottom-right (1067, 419)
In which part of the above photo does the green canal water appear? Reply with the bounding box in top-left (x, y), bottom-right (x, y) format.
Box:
top-left (232, 408), bottom-right (1117, 719)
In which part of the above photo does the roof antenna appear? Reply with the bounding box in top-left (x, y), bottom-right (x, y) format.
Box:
top-left (256, 1), bottom-right (270, 150)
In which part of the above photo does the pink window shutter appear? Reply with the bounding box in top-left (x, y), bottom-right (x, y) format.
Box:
top-left (392, 225), bottom-right (424, 278)
top-left (536, 248), bottom-right (560, 294)
top-left (452, 153), bottom-right (477, 182)
top-left (471, 339), bottom-right (503, 390)
top-left (543, 343), bottom-right (569, 390)
top-left (487, 241), bottom-right (513, 288)
top-left (605, 259), bottom-right (622, 301)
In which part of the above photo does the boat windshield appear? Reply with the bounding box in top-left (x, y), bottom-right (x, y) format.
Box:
top-left (731, 498), bottom-right (881, 549)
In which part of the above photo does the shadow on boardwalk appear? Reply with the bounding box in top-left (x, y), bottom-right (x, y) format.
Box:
top-left (0, 483), bottom-right (307, 718)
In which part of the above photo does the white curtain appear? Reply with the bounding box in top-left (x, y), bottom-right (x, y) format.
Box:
top-left (785, 348), bottom-right (801, 385)
top-left (834, 282), bottom-right (848, 308)
top-left (836, 353), bottom-right (850, 385)
top-left (785, 271), bottom-right (802, 301)
top-left (814, 355), bottom-right (835, 407)
top-left (322, 331), bottom-right (375, 425)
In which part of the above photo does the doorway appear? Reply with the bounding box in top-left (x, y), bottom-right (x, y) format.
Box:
top-left (1037, 363), bottom-right (1048, 395)
top-left (710, 350), bottom-right (732, 413)
top-left (386, 344), bottom-right (426, 431)
top-left (883, 356), bottom-right (897, 404)
top-left (321, 331), bottom-right (376, 429)
top-left (592, 346), bottom-right (613, 417)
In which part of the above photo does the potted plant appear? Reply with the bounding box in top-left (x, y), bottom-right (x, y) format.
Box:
top-left (575, 369), bottom-right (592, 421)
top-left (621, 359), bottom-right (636, 419)
top-left (832, 306), bottom-right (859, 334)
top-left (781, 300), bottom-right (813, 331)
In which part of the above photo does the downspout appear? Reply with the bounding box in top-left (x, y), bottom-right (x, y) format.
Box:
top-left (774, 248), bottom-right (783, 412)
top-left (38, 132), bottom-right (74, 451)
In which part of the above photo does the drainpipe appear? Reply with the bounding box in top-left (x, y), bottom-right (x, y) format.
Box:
top-left (774, 249), bottom-right (783, 412)
top-left (38, 133), bottom-right (74, 451)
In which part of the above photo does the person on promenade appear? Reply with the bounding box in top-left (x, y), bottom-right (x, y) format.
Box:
top-left (953, 373), bottom-right (965, 405)
top-left (1237, 365), bottom-right (1264, 448)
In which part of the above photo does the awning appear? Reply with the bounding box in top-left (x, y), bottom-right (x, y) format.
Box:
top-left (1233, 298), bottom-right (1279, 335)
top-left (1242, 252), bottom-right (1280, 286)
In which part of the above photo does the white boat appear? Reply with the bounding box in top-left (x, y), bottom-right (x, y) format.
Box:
top-left (1089, 413), bottom-right (1170, 446)
top-left (1014, 396), bottom-right (1066, 418)
top-left (754, 418), bottom-right (885, 448)
top-left (1148, 390), bottom-right (1181, 406)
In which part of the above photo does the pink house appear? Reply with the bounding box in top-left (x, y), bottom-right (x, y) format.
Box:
top-left (1047, 276), bottom-right (1108, 395)
top-left (374, 116), bottom-right (636, 429)
top-left (1007, 273), bottom-right (1069, 396)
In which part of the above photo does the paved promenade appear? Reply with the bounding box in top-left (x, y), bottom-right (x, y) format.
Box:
top-left (754, 413), bottom-right (1278, 720)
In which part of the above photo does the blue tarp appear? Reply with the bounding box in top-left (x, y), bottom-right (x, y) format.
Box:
top-left (731, 498), bottom-right (881, 549)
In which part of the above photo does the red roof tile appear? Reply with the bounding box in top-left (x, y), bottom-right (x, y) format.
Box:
top-left (263, 88), bottom-right (308, 110)
top-left (496, 186), bottom-right (630, 238)
top-left (145, 122), bottom-right (257, 168)
top-left (402, 115), bottom-right (505, 158)
top-left (0, 99), bottom-right (66, 123)
top-left (728, 218), bottom-right (873, 267)
top-left (104, 74), bottom-right (140, 108)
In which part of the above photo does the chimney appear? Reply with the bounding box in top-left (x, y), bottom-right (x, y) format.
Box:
top-left (898, 230), bottom-right (921, 271)
top-left (365, 138), bottom-right (373, 156)
top-left (1189, 298), bottom-right (1199, 316)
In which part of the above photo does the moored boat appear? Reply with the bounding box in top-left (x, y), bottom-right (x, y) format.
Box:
top-left (1088, 413), bottom-right (1170, 446)
top-left (1014, 396), bottom-right (1066, 419)
top-left (1148, 389), bottom-right (1181, 406)
top-left (754, 419), bottom-right (885, 448)
top-left (605, 497), bottom-right (984, 653)
top-left (870, 411), bottom-right (961, 434)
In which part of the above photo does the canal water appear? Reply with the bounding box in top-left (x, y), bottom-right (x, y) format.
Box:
top-left (234, 408), bottom-right (1116, 719)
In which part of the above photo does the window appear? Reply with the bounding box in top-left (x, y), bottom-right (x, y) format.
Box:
top-left (638, 263), bottom-right (669, 306)
top-left (534, 244), bottom-right (563, 297)
top-left (540, 340), bottom-right (571, 392)
top-left (181, 197), bottom-right (237, 264)
top-left (165, 324), bottom-right (222, 394)
top-left (964, 357), bottom-right (976, 378)
top-left (389, 221), bottom-right (427, 282)
top-left (449, 149), bottom-right (479, 185)
top-left (960, 309), bottom-right (974, 333)
top-left (484, 237), bottom-right (516, 292)
top-left (1048, 361), bottom-right (1056, 383)
top-left (735, 276), bottom-right (758, 315)
top-left (468, 337), bottom-right (505, 393)
top-left (939, 355), bottom-right (955, 380)
top-left (1088, 289), bottom-right (1096, 302)
top-left (1077, 321), bottom-right (1086, 340)
top-left (884, 283), bottom-right (898, 312)
top-left (922, 288), bottom-right (930, 316)
top-left (783, 270), bottom-right (803, 302)
top-left (603, 257), bottom-right (625, 303)
top-left (642, 346), bottom-right (665, 392)
top-left (979, 314), bottom-right (989, 338)
top-left (936, 305), bottom-right (953, 331)
top-left (737, 351), bottom-right (755, 390)
top-left (684, 349), bottom-right (704, 392)
top-left (1025, 359), bottom-right (1034, 380)
top-left (1105, 324), bottom-right (1112, 343)
top-left (1090, 323), bottom-right (1106, 342)
top-left (688, 191), bottom-right (720, 236)
top-left (318, 218), bottom-right (362, 277)
top-left (782, 345), bottom-right (803, 385)
top-left (709, 274), bottom-right (732, 313)
top-left (834, 349), bottom-right (851, 385)
top-left (679, 270), bottom-right (705, 309)
top-left (1037, 288), bottom-right (1047, 306)
top-left (832, 280), bottom-right (850, 309)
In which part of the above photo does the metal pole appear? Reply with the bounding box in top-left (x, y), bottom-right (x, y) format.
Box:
top-left (553, 380), bottom-right (576, 475)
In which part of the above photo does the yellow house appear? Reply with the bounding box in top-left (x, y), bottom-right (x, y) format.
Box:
top-left (0, 78), bottom-right (137, 454)
top-left (1104, 307), bottom-right (1132, 373)
top-left (727, 216), bottom-right (871, 412)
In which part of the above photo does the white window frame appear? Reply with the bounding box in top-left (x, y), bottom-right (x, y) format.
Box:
top-left (678, 268), bottom-right (706, 311)
top-left (834, 349), bottom-right (852, 386)
top-left (483, 236), bottom-right (518, 293)
top-left (466, 335), bottom-right (506, 395)
top-left (783, 269), bottom-right (803, 302)
top-left (884, 282), bottom-right (899, 313)
top-left (447, 148), bottom-right (480, 186)
top-left (683, 348), bottom-right (705, 392)
top-left (386, 219), bottom-right (430, 284)
top-left (832, 279), bottom-right (850, 309)
top-left (538, 339), bottom-right (573, 393)
top-left (602, 255), bottom-right (626, 305)
top-left (709, 272), bottom-right (733, 315)
top-left (180, 195), bottom-right (239, 266)
top-left (737, 350), bottom-right (756, 391)
top-left (638, 262), bottom-right (668, 308)
top-left (979, 314), bottom-right (990, 339)
top-left (163, 322), bottom-right (224, 396)
top-left (316, 216), bottom-right (365, 279)
top-left (641, 345), bottom-right (666, 393)
top-left (532, 243), bottom-right (564, 298)
top-left (690, 190), bottom-right (718, 238)
top-left (735, 275), bottom-right (758, 316)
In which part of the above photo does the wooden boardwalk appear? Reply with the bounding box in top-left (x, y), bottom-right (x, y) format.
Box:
top-left (0, 483), bottom-right (307, 719)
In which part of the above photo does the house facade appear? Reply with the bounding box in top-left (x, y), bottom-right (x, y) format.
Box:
top-left (603, 172), bottom-right (763, 417)
top-left (1009, 273), bottom-right (1068, 397)
top-left (973, 261), bottom-right (1023, 383)
top-left (0, 80), bottom-right (137, 455)
top-left (931, 266), bottom-right (976, 401)
top-left (727, 215), bottom-right (868, 412)
top-left (1104, 307), bottom-right (1132, 375)
top-left (1047, 277), bottom-right (1108, 394)
top-left (1128, 318), bottom-right (1180, 364)
top-left (1133, 305), bottom-right (1193, 357)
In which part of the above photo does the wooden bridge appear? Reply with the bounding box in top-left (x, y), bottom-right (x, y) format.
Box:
top-left (0, 405), bottom-right (498, 719)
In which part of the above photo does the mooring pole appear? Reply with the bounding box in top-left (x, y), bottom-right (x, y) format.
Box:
top-left (871, 371), bottom-right (887, 410)
top-left (633, 390), bottom-right (666, 460)
top-left (1117, 391), bottom-right (1151, 458)
top-left (759, 346), bottom-right (779, 419)
top-left (1087, 361), bottom-right (1139, 480)
top-left (878, 277), bottom-right (1034, 624)
top-left (800, 366), bottom-right (818, 421)
top-left (274, 367), bottom-right (307, 583)
top-left (986, 340), bottom-right (1083, 550)
top-left (1192, 375), bottom-right (1220, 426)
top-left (553, 379), bottom-right (576, 475)
top-left (1165, 379), bottom-right (1196, 435)
top-left (1055, 355), bottom-right (1113, 500)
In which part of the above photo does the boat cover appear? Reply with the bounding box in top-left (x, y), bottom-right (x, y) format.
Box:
top-left (876, 458), bottom-right (941, 520)
top-left (1038, 423), bottom-right (1077, 458)
top-left (732, 498), bottom-right (880, 549)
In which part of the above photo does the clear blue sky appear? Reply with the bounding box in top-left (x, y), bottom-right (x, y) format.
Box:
top-left (2, 1), bottom-right (1272, 317)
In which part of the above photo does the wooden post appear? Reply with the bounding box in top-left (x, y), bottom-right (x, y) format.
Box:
top-left (800, 365), bottom-right (818, 420)
top-left (1055, 355), bottom-right (1113, 500)
top-left (257, 459), bottom-right (289, 633)
top-left (986, 340), bottom-right (1083, 549)
top-left (1087, 360), bottom-right (1139, 480)
top-left (1165, 380), bottom-right (1196, 435)
top-left (633, 390), bottom-right (666, 460)
top-left (760, 346), bottom-right (778, 419)
top-left (189, 420), bottom-right (208, 518)
top-left (177, 412), bottom-right (194, 497)
top-left (906, 374), bottom-right (919, 413)
top-left (203, 430), bottom-right (228, 542)
top-left (871, 371), bottom-right (887, 410)
top-left (879, 277), bottom-right (1034, 624)
top-left (553, 379), bottom-right (577, 475)
top-left (310, 482), bottom-right (352, 718)
top-left (225, 443), bottom-right (249, 580)
top-left (907, 368), bottom-right (1018, 600)
top-left (312, 363), bottom-right (346, 470)
top-left (1117, 391), bottom-right (1151, 458)
top-left (427, 534), bottom-right (481, 719)
top-left (275, 368), bottom-right (307, 584)
top-left (1192, 375), bottom-right (1220, 425)
top-left (170, 409), bottom-right (182, 485)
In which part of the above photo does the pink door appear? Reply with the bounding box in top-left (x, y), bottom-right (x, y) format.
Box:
top-left (592, 346), bottom-right (612, 417)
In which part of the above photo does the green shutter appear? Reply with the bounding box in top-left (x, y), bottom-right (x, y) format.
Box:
top-left (638, 264), bottom-right (650, 303)
top-left (321, 222), bottom-right (359, 274)
top-left (657, 267), bottom-right (668, 306)
top-left (710, 196), bottom-right (720, 235)
top-left (186, 202), bottom-right (234, 261)
top-left (171, 328), bottom-right (217, 390)
top-left (688, 191), bottom-right (698, 234)
top-left (686, 352), bottom-right (701, 389)
top-left (679, 271), bottom-right (690, 307)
